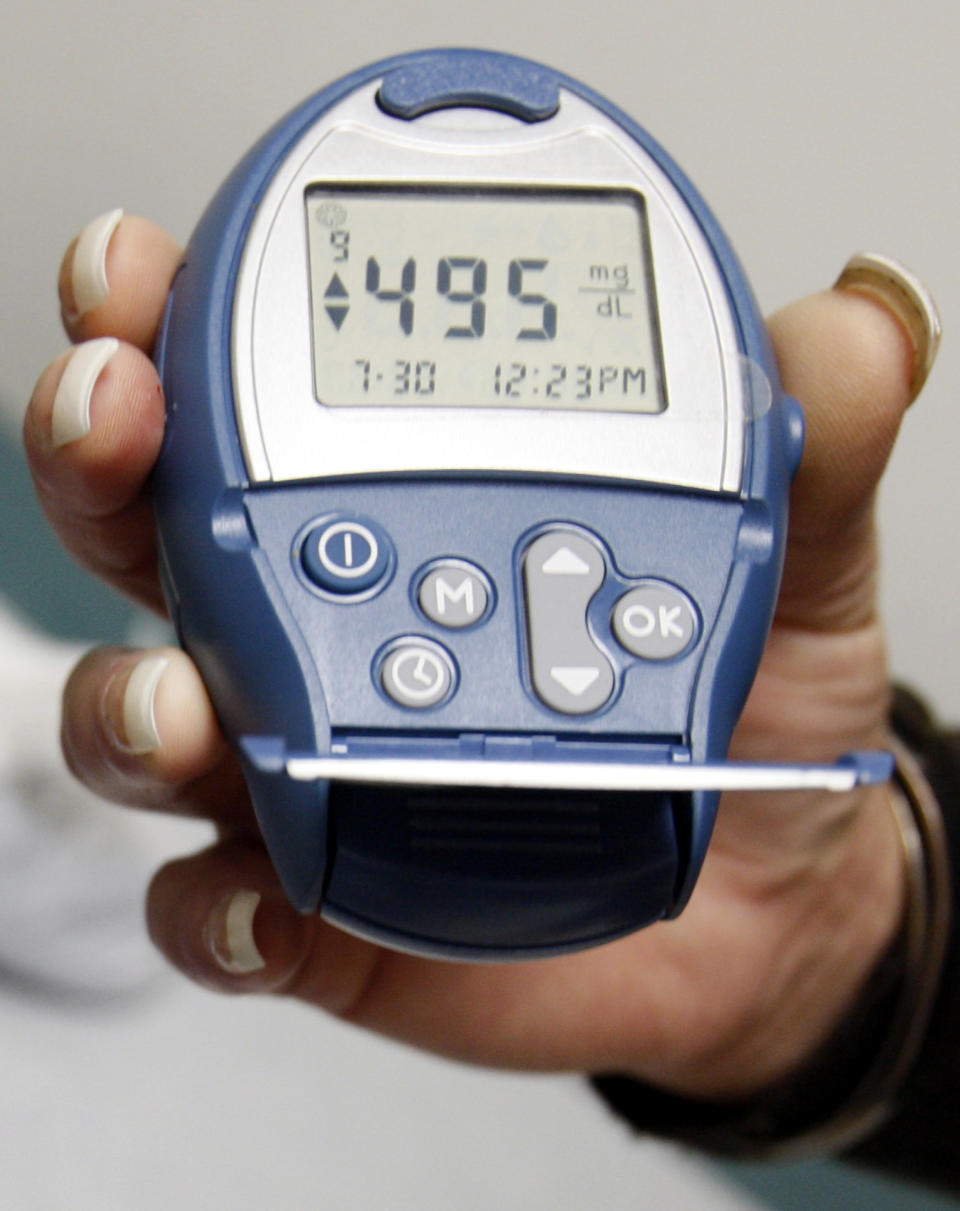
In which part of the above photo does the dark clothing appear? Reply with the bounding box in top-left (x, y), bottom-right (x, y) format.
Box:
top-left (850, 689), bottom-right (960, 1189)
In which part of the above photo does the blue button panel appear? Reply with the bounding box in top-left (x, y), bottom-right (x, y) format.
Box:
top-left (294, 512), bottom-right (702, 716)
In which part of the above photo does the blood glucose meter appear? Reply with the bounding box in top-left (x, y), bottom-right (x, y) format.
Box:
top-left (153, 49), bottom-right (889, 959)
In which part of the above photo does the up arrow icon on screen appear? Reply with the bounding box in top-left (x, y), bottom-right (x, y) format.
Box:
top-left (541, 547), bottom-right (591, 575)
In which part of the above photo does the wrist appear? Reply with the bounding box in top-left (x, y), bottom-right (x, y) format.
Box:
top-left (593, 722), bottom-right (951, 1157)
top-left (717, 780), bottom-right (907, 1098)
top-left (644, 777), bottom-right (905, 1103)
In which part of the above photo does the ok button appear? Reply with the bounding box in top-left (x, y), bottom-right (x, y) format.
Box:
top-left (612, 583), bottom-right (698, 661)
top-left (301, 516), bottom-right (391, 595)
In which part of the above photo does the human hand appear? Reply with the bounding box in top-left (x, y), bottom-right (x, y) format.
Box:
top-left (24, 212), bottom-right (926, 1100)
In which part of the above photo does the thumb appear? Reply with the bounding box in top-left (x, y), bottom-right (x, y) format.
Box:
top-left (768, 264), bottom-right (937, 631)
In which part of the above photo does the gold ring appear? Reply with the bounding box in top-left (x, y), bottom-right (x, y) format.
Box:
top-left (834, 253), bottom-right (942, 403)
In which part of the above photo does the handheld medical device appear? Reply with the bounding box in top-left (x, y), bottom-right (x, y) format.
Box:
top-left (153, 50), bottom-right (889, 958)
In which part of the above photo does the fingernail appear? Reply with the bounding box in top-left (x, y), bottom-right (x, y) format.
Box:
top-left (72, 208), bottom-right (123, 316)
top-left (206, 890), bottom-right (267, 975)
top-left (51, 336), bottom-right (119, 447)
top-left (121, 652), bottom-right (170, 753)
top-left (834, 252), bottom-right (942, 403)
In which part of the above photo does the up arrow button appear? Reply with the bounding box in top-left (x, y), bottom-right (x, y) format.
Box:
top-left (541, 547), bottom-right (592, 575)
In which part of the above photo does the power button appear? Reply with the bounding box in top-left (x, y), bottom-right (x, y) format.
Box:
top-left (300, 516), bottom-right (391, 595)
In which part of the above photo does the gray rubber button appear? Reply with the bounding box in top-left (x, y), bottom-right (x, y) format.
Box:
top-left (522, 530), bottom-right (614, 715)
top-left (612, 583), bottom-right (698, 660)
top-left (381, 642), bottom-right (455, 709)
top-left (418, 563), bottom-right (489, 628)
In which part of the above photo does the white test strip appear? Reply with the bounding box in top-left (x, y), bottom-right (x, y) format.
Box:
top-left (285, 755), bottom-right (883, 793)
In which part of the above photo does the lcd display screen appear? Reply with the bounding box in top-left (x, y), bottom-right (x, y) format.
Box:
top-left (305, 187), bottom-right (667, 413)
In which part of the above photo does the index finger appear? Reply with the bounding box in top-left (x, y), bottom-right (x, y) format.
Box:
top-left (59, 211), bottom-right (183, 349)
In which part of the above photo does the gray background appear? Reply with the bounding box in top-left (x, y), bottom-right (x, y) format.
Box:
top-left (0, 1), bottom-right (957, 1208)
top-left (2, 0), bottom-right (956, 714)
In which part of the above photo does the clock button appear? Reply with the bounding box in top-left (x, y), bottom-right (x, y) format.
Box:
top-left (380, 641), bottom-right (456, 709)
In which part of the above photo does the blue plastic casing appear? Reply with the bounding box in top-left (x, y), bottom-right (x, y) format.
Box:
top-left (153, 50), bottom-right (805, 959)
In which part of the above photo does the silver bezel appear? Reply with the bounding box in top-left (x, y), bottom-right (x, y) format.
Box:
top-left (233, 83), bottom-right (746, 493)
